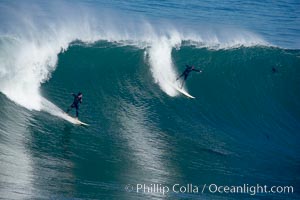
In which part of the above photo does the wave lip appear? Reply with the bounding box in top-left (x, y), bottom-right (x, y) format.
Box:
top-left (181, 28), bottom-right (270, 49)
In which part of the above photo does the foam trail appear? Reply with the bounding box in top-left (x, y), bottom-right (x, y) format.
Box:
top-left (41, 98), bottom-right (79, 124)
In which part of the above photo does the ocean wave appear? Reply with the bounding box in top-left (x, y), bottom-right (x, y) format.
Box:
top-left (0, 1), bottom-right (271, 113)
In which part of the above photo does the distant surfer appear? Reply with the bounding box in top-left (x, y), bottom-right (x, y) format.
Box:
top-left (176, 65), bottom-right (202, 88)
top-left (272, 67), bottom-right (278, 73)
top-left (66, 92), bottom-right (83, 119)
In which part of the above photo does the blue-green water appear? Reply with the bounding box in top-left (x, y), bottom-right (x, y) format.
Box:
top-left (0, 1), bottom-right (299, 199)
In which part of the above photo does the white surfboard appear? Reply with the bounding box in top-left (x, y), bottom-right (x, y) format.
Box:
top-left (73, 118), bottom-right (89, 126)
top-left (169, 81), bottom-right (195, 99)
top-left (62, 113), bottom-right (89, 126)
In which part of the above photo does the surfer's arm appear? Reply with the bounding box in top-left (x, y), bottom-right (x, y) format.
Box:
top-left (72, 93), bottom-right (76, 97)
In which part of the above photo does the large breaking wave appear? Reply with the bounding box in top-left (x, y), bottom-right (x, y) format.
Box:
top-left (0, 1), bottom-right (269, 121)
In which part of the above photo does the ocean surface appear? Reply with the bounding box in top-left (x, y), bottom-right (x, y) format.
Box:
top-left (0, 1), bottom-right (299, 199)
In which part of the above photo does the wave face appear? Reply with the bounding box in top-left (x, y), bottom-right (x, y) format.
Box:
top-left (45, 42), bottom-right (300, 141)
top-left (0, 1), bottom-right (300, 199)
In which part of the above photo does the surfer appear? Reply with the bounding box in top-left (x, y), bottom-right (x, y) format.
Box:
top-left (66, 92), bottom-right (83, 119)
top-left (176, 65), bottom-right (202, 88)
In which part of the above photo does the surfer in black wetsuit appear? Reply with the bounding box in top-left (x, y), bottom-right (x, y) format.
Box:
top-left (176, 65), bottom-right (202, 88)
top-left (66, 92), bottom-right (83, 118)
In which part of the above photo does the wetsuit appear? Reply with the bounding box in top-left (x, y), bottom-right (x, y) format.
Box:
top-left (66, 93), bottom-right (82, 118)
top-left (177, 65), bottom-right (201, 88)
